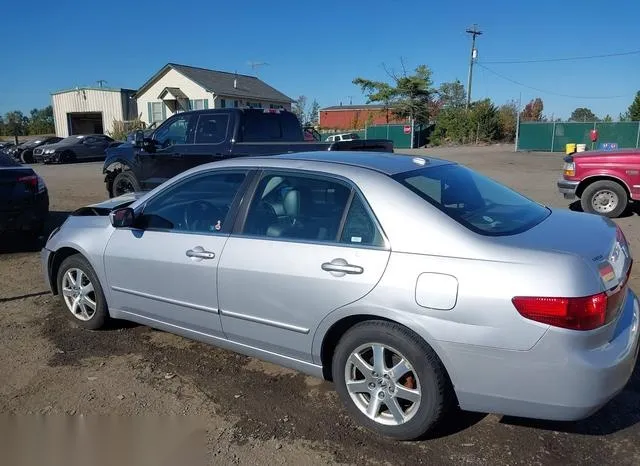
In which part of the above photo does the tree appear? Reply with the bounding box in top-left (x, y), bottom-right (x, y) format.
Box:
top-left (437, 80), bottom-right (466, 109)
top-left (353, 61), bottom-right (436, 125)
top-left (569, 107), bottom-right (598, 122)
top-left (520, 98), bottom-right (544, 121)
top-left (306, 99), bottom-right (320, 126)
top-left (28, 106), bottom-right (55, 134)
top-left (626, 91), bottom-right (640, 121)
top-left (603, 114), bottom-right (613, 123)
top-left (470, 99), bottom-right (500, 142)
top-left (3, 111), bottom-right (28, 136)
top-left (498, 100), bottom-right (518, 142)
top-left (292, 95), bottom-right (307, 124)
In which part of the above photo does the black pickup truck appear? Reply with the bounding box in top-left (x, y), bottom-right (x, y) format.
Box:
top-left (103, 108), bottom-right (393, 198)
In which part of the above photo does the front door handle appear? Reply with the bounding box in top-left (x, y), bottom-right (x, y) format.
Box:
top-left (186, 246), bottom-right (215, 260)
top-left (322, 258), bottom-right (363, 275)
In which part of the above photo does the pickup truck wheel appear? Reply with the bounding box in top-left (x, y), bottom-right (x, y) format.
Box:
top-left (581, 180), bottom-right (628, 218)
top-left (112, 171), bottom-right (140, 197)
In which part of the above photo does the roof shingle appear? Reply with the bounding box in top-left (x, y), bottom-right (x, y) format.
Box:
top-left (138, 63), bottom-right (294, 103)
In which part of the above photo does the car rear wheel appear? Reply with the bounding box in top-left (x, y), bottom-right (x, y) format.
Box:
top-left (111, 171), bottom-right (141, 198)
top-left (332, 320), bottom-right (453, 440)
top-left (56, 254), bottom-right (109, 330)
top-left (581, 180), bottom-right (628, 218)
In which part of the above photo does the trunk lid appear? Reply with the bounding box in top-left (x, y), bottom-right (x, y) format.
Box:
top-left (500, 208), bottom-right (631, 290)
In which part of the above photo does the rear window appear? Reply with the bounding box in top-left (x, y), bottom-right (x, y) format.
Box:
top-left (0, 153), bottom-right (20, 167)
top-left (241, 111), bottom-right (302, 142)
top-left (393, 164), bottom-right (550, 236)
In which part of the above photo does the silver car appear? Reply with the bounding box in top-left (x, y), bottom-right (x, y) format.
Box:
top-left (41, 152), bottom-right (639, 440)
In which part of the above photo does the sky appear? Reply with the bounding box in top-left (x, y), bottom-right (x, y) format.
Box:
top-left (0, 0), bottom-right (638, 120)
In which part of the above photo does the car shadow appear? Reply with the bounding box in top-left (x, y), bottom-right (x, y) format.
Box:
top-left (568, 200), bottom-right (640, 218)
top-left (499, 357), bottom-right (640, 435)
top-left (0, 210), bottom-right (70, 254)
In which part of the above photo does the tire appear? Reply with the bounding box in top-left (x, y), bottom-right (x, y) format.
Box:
top-left (20, 150), bottom-right (34, 164)
top-left (580, 180), bottom-right (628, 218)
top-left (56, 254), bottom-right (109, 330)
top-left (111, 170), bottom-right (141, 198)
top-left (332, 320), bottom-right (454, 440)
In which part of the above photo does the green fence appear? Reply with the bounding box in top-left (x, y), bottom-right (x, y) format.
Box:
top-left (517, 121), bottom-right (640, 152)
top-left (319, 124), bottom-right (431, 149)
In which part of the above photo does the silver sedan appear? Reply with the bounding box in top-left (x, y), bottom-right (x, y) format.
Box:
top-left (41, 152), bottom-right (639, 440)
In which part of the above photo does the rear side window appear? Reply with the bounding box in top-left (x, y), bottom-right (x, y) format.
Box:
top-left (195, 114), bottom-right (229, 144)
top-left (0, 153), bottom-right (20, 167)
top-left (241, 111), bottom-right (302, 142)
top-left (393, 164), bottom-right (550, 236)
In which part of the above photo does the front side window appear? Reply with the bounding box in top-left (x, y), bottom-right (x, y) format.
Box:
top-left (138, 171), bottom-right (247, 233)
top-left (153, 115), bottom-right (192, 149)
top-left (393, 164), bottom-right (550, 236)
top-left (195, 114), bottom-right (229, 144)
top-left (242, 172), bottom-right (352, 242)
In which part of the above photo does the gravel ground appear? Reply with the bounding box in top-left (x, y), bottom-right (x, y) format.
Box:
top-left (1, 145), bottom-right (640, 465)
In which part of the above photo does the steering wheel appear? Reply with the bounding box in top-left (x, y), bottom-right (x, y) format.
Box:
top-left (183, 200), bottom-right (224, 232)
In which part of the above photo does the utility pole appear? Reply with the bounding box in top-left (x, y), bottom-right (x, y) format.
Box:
top-left (465, 24), bottom-right (482, 109)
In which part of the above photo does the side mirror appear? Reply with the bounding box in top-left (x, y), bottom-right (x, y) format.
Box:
top-left (109, 207), bottom-right (135, 228)
top-left (134, 130), bottom-right (145, 148)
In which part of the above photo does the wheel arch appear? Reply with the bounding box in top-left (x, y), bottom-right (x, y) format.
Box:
top-left (576, 175), bottom-right (631, 198)
top-left (314, 309), bottom-right (456, 389)
top-left (48, 246), bottom-right (84, 295)
top-left (104, 160), bottom-right (134, 195)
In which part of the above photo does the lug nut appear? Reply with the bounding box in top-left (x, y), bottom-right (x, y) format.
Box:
top-left (368, 382), bottom-right (375, 390)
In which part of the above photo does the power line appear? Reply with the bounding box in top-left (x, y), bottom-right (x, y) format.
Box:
top-left (480, 49), bottom-right (640, 64)
top-left (475, 63), bottom-right (632, 99)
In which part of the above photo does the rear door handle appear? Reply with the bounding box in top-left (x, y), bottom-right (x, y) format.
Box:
top-left (186, 246), bottom-right (215, 260)
top-left (322, 259), bottom-right (363, 275)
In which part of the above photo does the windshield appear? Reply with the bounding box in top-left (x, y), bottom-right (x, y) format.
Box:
top-left (393, 164), bottom-right (550, 236)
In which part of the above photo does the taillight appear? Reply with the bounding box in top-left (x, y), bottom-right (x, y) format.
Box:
top-left (616, 225), bottom-right (628, 248)
top-left (17, 174), bottom-right (46, 193)
top-left (17, 175), bottom-right (38, 190)
top-left (512, 294), bottom-right (608, 330)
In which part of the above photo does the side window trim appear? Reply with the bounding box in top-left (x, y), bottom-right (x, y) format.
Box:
top-left (194, 112), bottom-right (230, 145)
top-left (134, 168), bottom-right (252, 236)
top-left (231, 168), bottom-right (389, 250)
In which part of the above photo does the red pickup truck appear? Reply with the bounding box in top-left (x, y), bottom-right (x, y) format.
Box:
top-left (557, 148), bottom-right (640, 218)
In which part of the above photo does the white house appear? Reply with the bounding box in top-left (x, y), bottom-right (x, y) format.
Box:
top-left (135, 63), bottom-right (294, 126)
top-left (51, 87), bottom-right (137, 137)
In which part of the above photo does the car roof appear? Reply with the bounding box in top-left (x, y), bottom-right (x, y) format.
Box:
top-left (256, 151), bottom-right (453, 176)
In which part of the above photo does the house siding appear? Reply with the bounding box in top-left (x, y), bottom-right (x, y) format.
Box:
top-left (136, 68), bottom-right (213, 125)
top-left (52, 89), bottom-right (136, 137)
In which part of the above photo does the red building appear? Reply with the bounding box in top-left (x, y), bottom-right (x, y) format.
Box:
top-left (319, 104), bottom-right (405, 130)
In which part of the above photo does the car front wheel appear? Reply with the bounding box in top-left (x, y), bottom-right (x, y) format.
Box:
top-left (581, 180), bottom-right (628, 218)
top-left (111, 170), bottom-right (141, 198)
top-left (332, 320), bottom-right (454, 440)
top-left (56, 254), bottom-right (109, 330)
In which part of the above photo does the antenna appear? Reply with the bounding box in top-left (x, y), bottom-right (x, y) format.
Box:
top-left (247, 61), bottom-right (270, 77)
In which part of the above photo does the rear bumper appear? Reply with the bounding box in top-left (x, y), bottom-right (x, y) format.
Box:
top-left (0, 193), bottom-right (49, 234)
top-left (442, 287), bottom-right (640, 421)
top-left (557, 177), bottom-right (579, 199)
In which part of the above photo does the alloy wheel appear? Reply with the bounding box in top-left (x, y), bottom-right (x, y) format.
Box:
top-left (344, 343), bottom-right (421, 426)
top-left (61, 268), bottom-right (97, 321)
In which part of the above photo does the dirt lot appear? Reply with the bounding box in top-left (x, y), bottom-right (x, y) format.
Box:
top-left (2, 145), bottom-right (640, 465)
